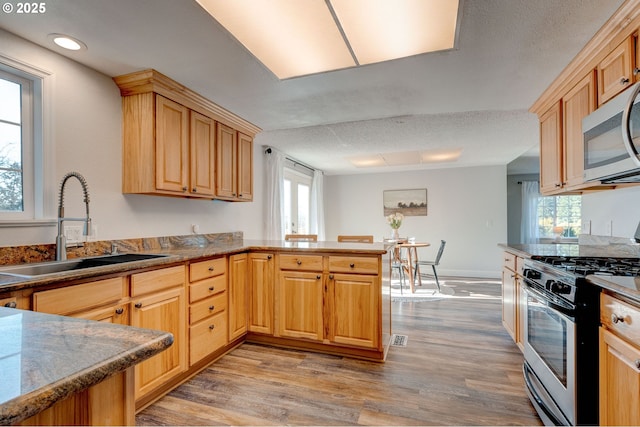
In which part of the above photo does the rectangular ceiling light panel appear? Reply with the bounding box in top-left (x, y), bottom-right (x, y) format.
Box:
top-left (196, 0), bottom-right (356, 79)
top-left (330, 0), bottom-right (460, 65)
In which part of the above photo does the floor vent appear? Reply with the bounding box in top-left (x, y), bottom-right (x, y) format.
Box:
top-left (391, 334), bottom-right (408, 347)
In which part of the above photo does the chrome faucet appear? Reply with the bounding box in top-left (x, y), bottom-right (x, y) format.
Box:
top-left (56, 172), bottom-right (91, 261)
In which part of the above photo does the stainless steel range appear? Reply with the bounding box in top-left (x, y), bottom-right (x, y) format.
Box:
top-left (521, 256), bottom-right (609, 426)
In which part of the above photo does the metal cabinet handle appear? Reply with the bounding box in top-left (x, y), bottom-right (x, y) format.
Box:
top-left (329, 274), bottom-right (334, 279)
top-left (209, 305), bottom-right (214, 310)
top-left (621, 77), bottom-right (630, 85)
top-left (238, 194), bottom-right (242, 197)
top-left (267, 255), bottom-right (272, 260)
top-left (182, 186), bottom-right (188, 192)
top-left (316, 275), bottom-right (321, 280)
top-left (635, 359), bottom-right (640, 370)
top-left (192, 188), bottom-right (197, 192)
top-left (634, 67), bottom-right (640, 76)
top-left (4, 301), bottom-right (16, 308)
top-left (555, 183), bottom-right (562, 188)
top-left (115, 307), bottom-right (124, 315)
top-left (612, 313), bottom-right (625, 324)
top-left (350, 263), bottom-right (355, 268)
top-left (209, 286), bottom-right (215, 291)
top-left (297, 260), bottom-right (302, 265)
top-left (135, 302), bottom-right (142, 309)
top-left (208, 266), bottom-right (214, 272)
top-left (209, 324), bottom-right (215, 330)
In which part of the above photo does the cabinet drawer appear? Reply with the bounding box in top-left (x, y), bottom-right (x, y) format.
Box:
top-left (189, 311), bottom-right (227, 366)
top-left (190, 292), bottom-right (227, 324)
top-left (601, 293), bottom-right (640, 343)
top-left (33, 277), bottom-right (126, 315)
top-left (279, 254), bottom-right (323, 271)
top-left (0, 296), bottom-right (18, 309)
top-left (190, 257), bottom-right (226, 282)
top-left (503, 251), bottom-right (516, 272)
top-left (131, 265), bottom-right (185, 297)
top-left (328, 256), bottom-right (378, 274)
top-left (189, 275), bottom-right (226, 303)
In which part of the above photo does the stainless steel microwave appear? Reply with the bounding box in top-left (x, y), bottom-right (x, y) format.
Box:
top-left (583, 82), bottom-right (640, 183)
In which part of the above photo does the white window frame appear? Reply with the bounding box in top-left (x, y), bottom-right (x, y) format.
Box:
top-left (284, 166), bottom-right (312, 235)
top-left (0, 55), bottom-right (55, 227)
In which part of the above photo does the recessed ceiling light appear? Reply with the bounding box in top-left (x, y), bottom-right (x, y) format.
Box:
top-left (48, 33), bottom-right (87, 51)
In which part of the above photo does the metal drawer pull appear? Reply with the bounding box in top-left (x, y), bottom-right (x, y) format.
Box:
top-left (115, 308), bottom-right (124, 315)
top-left (316, 275), bottom-right (321, 280)
top-left (135, 302), bottom-right (142, 309)
top-left (209, 286), bottom-right (215, 291)
top-left (621, 77), bottom-right (630, 85)
top-left (350, 263), bottom-right (355, 268)
top-left (4, 301), bottom-right (16, 308)
top-left (267, 255), bottom-right (272, 260)
top-left (209, 324), bottom-right (215, 330)
top-left (612, 313), bottom-right (625, 324)
top-left (297, 260), bottom-right (302, 265)
top-left (635, 359), bottom-right (640, 370)
top-left (209, 305), bottom-right (214, 310)
top-left (208, 266), bottom-right (214, 272)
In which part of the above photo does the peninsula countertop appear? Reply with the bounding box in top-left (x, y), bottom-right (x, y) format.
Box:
top-left (0, 307), bottom-right (173, 425)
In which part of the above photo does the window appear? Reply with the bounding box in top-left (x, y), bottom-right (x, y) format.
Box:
top-left (537, 195), bottom-right (581, 238)
top-left (283, 167), bottom-right (312, 235)
top-left (0, 60), bottom-right (49, 223)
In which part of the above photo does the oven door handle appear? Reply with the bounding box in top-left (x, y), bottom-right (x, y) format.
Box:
top-left (522, 280), bottom-right (575, 318)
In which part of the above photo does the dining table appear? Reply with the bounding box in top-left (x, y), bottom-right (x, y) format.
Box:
top-left (389, 239), bottom-right (430, 293)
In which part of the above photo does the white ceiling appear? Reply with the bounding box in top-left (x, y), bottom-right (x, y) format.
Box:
top-left (0, 0), bottom-right (626, 174)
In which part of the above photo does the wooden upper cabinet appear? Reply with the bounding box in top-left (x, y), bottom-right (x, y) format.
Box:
top-left (598, 36), bottom-right (634, 105)
top-left (156, 95), bottom-right (189, 193)
top-left (216, 124), bottom-right (253, 202)
top-left (539, 101), bottom-right (563, 194)
top-left (563, 71), bottom-right (597, 188)
top-left (190, 111), bottom-right (216, 197)
top-left (114, 69), bottom-right (259, 202)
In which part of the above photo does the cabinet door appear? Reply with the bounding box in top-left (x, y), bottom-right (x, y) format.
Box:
top-left (502, 266), bottom-right (517, 342)
top-left (563, 71), bottom-right (596, 188)
top-left (131, 286), bottom-right (187, 400)
top-left (237, 132), bottom-right (253, 201)
top-left (190, 111), bottom-right (215, 197)
top-left (599, 327), bottom-right (640, 425)
top-left (276, 270), bottom-right (323, 341)
top-left (598, 37), bottom-right (634, 105)
top-left (248, 253), bottom-right (274, 335)
top-left (216, 123), bottom-right (237, 199)
top-left (539, 101), bottom-right (563, 194)
top-left (155, 95), bottom-right (189, 193)
top-left (329, 273), bottom-right (379, 349)
top-left (228, 253), bottom-right (248, 341)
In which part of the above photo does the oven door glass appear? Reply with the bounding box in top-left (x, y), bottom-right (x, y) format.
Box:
top-left (527, 299), bottom-right (568, 386)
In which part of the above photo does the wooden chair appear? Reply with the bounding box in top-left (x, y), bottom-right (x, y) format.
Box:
top-left (337, 235), bottom-right (374, 243)
top-left (284, 234), bottom-right (318, 242)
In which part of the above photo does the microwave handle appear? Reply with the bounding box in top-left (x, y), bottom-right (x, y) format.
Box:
top-left (622, 82), bottom-right (640, 166)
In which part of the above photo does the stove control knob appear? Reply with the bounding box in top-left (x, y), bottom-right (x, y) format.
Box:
top-left (550, 281), bottom-right (571, 294)
top-left (612, 313), bottom-right (626, 324)
top-left (523, 269), bottom-right (540, 280)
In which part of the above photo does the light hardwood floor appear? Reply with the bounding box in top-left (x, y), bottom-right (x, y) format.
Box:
top-left (136, 279), bottom-right (541, 426)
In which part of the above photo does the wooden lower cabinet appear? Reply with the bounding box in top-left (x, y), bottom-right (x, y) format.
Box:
top-left (248, 253), bottom-right (274, 335)
top-left (130, 266), bottom-right (187, 401)
top-left (19, 368), bottom-right (135, 426)
top-left (228, 253), bottom-right (248, 341)
top-left (276, 270), bottom-right (324, 341)
top-left (599, 292), bottom-right (640, 425)
top-left (501, 265), bottom-right (517, 341)
top-left (328, 273), bottom-right (379, 348)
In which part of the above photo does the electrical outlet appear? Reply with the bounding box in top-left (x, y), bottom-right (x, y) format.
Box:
top-left (581, 220), bottom-right (591, 235)
top-left (64, 225), bottom-right (82, 243)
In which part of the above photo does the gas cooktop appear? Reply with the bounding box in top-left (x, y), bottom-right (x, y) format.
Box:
top-left (531, 255), bottom-right (640, 277)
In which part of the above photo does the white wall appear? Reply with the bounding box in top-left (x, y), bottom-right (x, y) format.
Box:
top-left (1, 29), bottom-right (265, 246)
top-left (582, 185), bottom-right (640, 239)
top-left (324, 165), bottom-right (508, 278)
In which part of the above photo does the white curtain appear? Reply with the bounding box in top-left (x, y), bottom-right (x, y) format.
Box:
top-left (521, 181), bottom-right (540, 244)
top-left (310, 170), bottom-right (325, 240)
top-left (265, 147), bottom-right (285, 240)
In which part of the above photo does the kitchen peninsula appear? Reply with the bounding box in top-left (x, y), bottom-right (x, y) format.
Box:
top-left (0, 234), bottom-right (391, 422)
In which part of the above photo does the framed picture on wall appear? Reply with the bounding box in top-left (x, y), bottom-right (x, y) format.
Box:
top-left (383, 189), bottom-right (427, 216)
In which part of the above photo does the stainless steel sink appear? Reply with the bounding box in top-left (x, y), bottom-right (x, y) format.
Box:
top-left (0, 253), bottom-right (169, 278)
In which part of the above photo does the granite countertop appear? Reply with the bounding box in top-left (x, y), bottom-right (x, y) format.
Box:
top-left (0, 307), bottom-right (173, 425)
top-left (500, 242), bottom-right (640, 303)
top-left (0, 239), bottom-right (389, 293)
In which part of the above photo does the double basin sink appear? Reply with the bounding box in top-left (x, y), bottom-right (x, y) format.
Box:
top-left (0, 253), bottom-right (169, 278)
